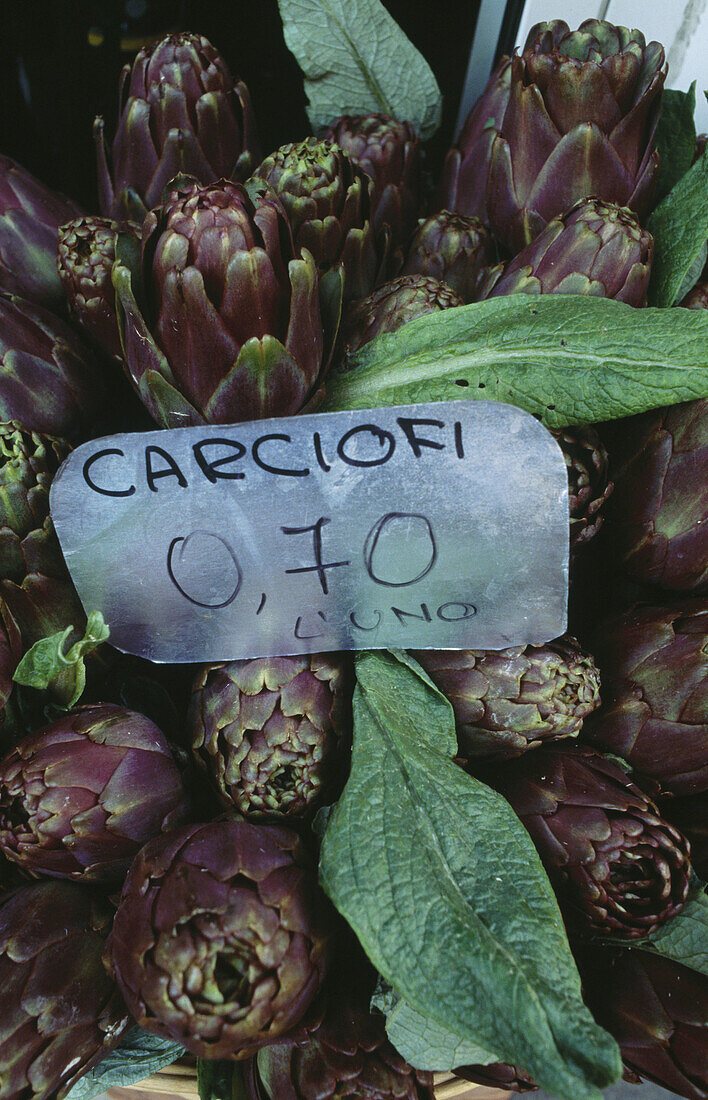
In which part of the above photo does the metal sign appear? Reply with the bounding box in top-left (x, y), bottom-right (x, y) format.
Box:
top-left (50, 400), bottom-right (569, 662)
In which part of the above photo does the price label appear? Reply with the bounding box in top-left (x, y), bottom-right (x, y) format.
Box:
top-left (50, 400), bottom-right (569, 662)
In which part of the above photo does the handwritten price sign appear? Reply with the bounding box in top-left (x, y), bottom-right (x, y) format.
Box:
top-left (50, 400), bottom-right (569, 662)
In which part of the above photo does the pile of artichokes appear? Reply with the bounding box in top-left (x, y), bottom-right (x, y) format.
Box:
top-left (0, 13), bottom-right (705, 1100)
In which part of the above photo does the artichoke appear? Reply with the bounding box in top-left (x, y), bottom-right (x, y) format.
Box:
top-left (246, 946), bottom-right (434, 1099)
top-left (414, 636), bottom-right (600, 759)
top-left (488, 745), bottom-right (691, 938)
top-left (681, 280), bottom-right (708, 309)
top-left (0, 154), bottom-right (83, 312)
top-left (114, 179), bottom-right (325, 428)
top-left (401, 211), bottom-right (496, 302)
top-left (0, 420), bottom-right (85, 648)
top-left (576, 945), bottom-right (708, 1099)
top-left (339, 274), bottom-right (463, 361)
top-left (189, 654), bottom-right (351, 819)
top-left (0, 293), bottom-right (108, 441)
top-left (0, 602), bottom-right (20, 730)
top-left (106, 818), bottom-right (329, 1059)
top-left (661, 793), bottom-right (707, 882)
top-left (250, 138), bottom-right (383, 303)
top-left (444, 20), bottom-right (666, 253)
top-left (584, 600), bottom-right (708, 794)
top-left (0, 703), bottom-right (190, 881)
top-left (551, 424), bottom-right (613, 549)
top-left (95, 32), bottom-right (259, 222)
top-left (0, 879), bottom-right (129, 1100)
top-left (601, 399), bottom-right (708, 592)
top-left (485, 198), bottom-right (653, 306)
top-left (454, 1063), bottom-right (537, 1093)
top-left (323, 113), bottom-right (420, 254)
top-left (57, 216), bottom-right (140, 360)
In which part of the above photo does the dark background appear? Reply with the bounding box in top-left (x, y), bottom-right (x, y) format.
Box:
top-left (0, 0), bottom-right (496, 209)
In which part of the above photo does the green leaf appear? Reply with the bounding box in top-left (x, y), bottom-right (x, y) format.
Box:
top-left (13, 611), bottom-right (110, 709)
top-left (322, 295), bottom-right (708, 427)
top-left (617, 880), bottom-right (708, 979)
top-left (319, 651), bottom-right (622, 1099)
top-left (277, 0), bottom-right (442, 139)
top-left (648, 143), bottom-right (708, 306)
top-left (372, 982), bottom-right (497, 1069)
top-left (64, 1027), bottom-right (183, 1100)
top-left (654, 84), bottom-right (697, 203)
top-left (197, 1059), bottom-right (233, 1100)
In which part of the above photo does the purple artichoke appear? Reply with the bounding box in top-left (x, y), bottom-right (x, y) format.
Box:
top-left (454, 1063), bottom-right (537, 1092)
top-left (0, 880), bottom-right (129, 1100)
top-left (551, 424), bottom-right (614, 549)
top-left (57, 216), bottom-right (140, 360)
top-left (339, 274), bottom-right (463, 361)
top-left (485, 198), bottom-right (654, 306)
top-left (189, 654), bottom-right (351, 819)
top-left (444, 20), bottom-right (666, 253)
top-left (0, 703), bottom-right (190, 881)
top-left (681, 280), bottom-right (708, 309)
top-left (0, 154), bottom-right (84, 313)
top-left (601, 399), bottom-right (708, 593)
top-left (488, 745), bottom-right (692, 938)
top-left (114, 179), bottom-right (325, 428)
top-left (107, 819), bottom-right (330, 1059)
top-left (661, 793), bottom-right (707, 882)
top-left (401, 211), bottom-right (496, 302)
top-left (0, 293), bottom-right (108, 441)
top-left (324, 113), bottom-right (421, 255)
top-left (584, 600), bottom-right (708, 795)
top-left (250, 138), bottom-right (384, 303)
top-left (576, 946), bottom-right (708, 1099)
top-left (0, 602), bottom-right (20, 730)
top-left (95, 32), bottom-right (259, 221)
top-left (414, 636), bottom-right (601, 759)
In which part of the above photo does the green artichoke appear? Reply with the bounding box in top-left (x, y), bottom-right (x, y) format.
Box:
top-left (339, 274), bottom-right (462, 361)
top-left (0, 703), bottom-right (190, 881)
top-left (250, 138), bottom-right (384, 303)
top-left (323, 113), bottom-right (421, 255)
top-left (95, 32), bottom-right (259, 222)
top-left (414, 636), bottom-right (601, 759)
top-left (601, 399), bottom-right (708, 592)
top-left (106, 819), bottom-right (330, 1059)
top-left (189, 655), bottom-right (351, 819)
top-left (0, 421), bottom-right (85, 648)
top-left (576, 945), bottom-right (708, 1098)
top-left (488, 745), bottom-right (691, 937)
top-left (0, 154), bottom-right (83, 313)
top-left (401, 211), bottom-right (496, 302)
top-left (551, 424), bottom-right (613, 549)
top-left (584, 600), bottom-right (708, 794)
top-left (57, 216), bottom-right (140, 361)
top-left (0, 293), bottom-right (107, 441)
top-left (0, 879), bottom-right (129, 1100)
top-left (485, 198), bottom-right (653, 306)
top-left (443, 20), bottom-right (666, 253)
top-left (114, 179), bottom-right (326, 428)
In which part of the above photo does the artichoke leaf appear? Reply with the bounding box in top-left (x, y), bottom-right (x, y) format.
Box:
top-left (64, 1027), bottom-right (184, 1100)
top-left (649, 138), bottom-right (708, 306)
top-left (319, 650), bottom-right (621, 1099)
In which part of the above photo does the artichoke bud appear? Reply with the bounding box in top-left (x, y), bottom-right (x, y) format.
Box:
top-left (340, 274), bottom-right (463, 362)
top-left (486, 199), bottom-right (654, 305)
top-left (189, 654), bottom-right (352, 819)
top-left (0, 153), bottom-right (84, 313)
top-left (0, 879), bottom-right (129, 1100)
top-left (414, 635), bottom-right (601, 759)
top-left (324, 113), bottom-right (421, 256)
top-left (96, 32), bottom-right (260, 221)
top-left (402, 211), bottom-right (495, 302)
top-left (0, 703), bottom-right (191, 881)
top-left (489, 745), bottom-right (692, 937)
top-left (551, 424), bottom-right (613, 549)
top-left (106, 819), bottom-right (331, 1060)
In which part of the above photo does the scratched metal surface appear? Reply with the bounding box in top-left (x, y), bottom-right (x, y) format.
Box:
top-left (50, 400), bottom-right (569, 663)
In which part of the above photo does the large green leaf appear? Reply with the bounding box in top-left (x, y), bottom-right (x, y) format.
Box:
top-left (65, 1028), bottom-right (183, 1100)
top-left (372, 982), bottom-right (497, 1069)
top-left (654, 84), bottom-right (697, 204)
top-left (277, 0), bottom-right (442, 139)
top-left (322, 295), bottom-right (708, 426)
top-left (649, 141), bottom-right (708, 306)
top-left (319, 651), bottom-right (622, 1099)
